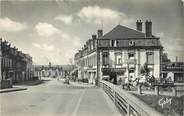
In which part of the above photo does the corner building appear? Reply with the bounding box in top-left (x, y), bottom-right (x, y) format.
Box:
top-left (74, 20), bottom-right (163, 85)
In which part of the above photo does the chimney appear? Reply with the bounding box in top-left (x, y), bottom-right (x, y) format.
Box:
top-left (176, 56), bottom-right (178, 62)
top-left (145, 20), bottom-right (152, 37)
top-left (92, 34), bottom-right (97, 39)
top-left (97, 29), bottom-right (103, 38)
top-left (136, 20), bottom-right (142, 32)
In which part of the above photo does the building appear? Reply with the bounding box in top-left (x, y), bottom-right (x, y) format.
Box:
top-left (161, 62), bottom-right (184, 83)
top-left (34, 63), bottom-right (74, 78)
top-left (0, 38), bottom-right (34, 86)
top-left (160, 53), bottom-right (184, 83)
top-left (74, 20), bottom-right (163, 85)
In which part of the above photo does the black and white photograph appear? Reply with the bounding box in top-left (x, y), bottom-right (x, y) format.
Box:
top-left (0, 0), bottom-right (184, 116)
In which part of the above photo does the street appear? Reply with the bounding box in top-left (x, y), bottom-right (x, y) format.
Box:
top-left (0, 78), bottom-right (122, 116)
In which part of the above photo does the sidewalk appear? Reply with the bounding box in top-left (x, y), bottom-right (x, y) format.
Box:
top-left (59, 78), bottom-right (95, 88)
top-left (0, 87), bottom-right (27, 93)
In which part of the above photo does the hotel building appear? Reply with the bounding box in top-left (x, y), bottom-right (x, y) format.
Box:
top-left (74, 20), bottom-right (163, 85)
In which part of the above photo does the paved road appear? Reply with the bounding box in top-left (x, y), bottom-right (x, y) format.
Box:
top-left (0, 78), bottom-right (122, 116)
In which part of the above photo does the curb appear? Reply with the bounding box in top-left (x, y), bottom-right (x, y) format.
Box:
top-left (70, 81), bottom-right (95, 88)
top-left (0, 87), bottom-right (27, 93)
top-left (15, 80), bottom-right (43, 86)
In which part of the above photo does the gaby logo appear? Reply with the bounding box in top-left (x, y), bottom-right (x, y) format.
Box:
top-left (158, 97), bottom-right (172, 108)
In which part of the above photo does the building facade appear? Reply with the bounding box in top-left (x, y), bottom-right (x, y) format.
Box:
top-left (74, 20), bottom-right (163, 85)
top-left (161, 62), bottom-right (184, 83)
top-left (0, 38), bottom-right (34, 84)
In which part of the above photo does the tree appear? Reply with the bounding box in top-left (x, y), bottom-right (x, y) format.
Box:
top-left (140, 63), bottom-right (152, 84)
top-left (140, 63), bottom-right (155, 86)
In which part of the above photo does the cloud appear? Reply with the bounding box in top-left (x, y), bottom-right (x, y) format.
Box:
top-left (55, 15), bottom-right (73, 25)
top-left (156, 32), bottom-right (184, 61)
top-left (0, 17), bottom-right (27, 32)
top-left (78, 5), bottom-right (134, 26)
top-left (34, 22), bottom-right (60, 37)
top-left (32, 31), bottom-right (82, 64)
top-left (32, 43), bottom-right (55, 52)
top-left (60, 32), bottom-right (82, 47)
top-left (72, 36), bottom-right (81, 47)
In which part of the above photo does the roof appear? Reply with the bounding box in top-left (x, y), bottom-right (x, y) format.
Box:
top-left (100, 25), bottom-right (146, 39)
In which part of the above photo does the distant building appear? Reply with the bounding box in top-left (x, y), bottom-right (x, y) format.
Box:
top-left (34, 63), bottom-right (74, 78)
top-left (74, 20), bottom-right (163, 85)
top-left (0, 38), bottom-right (34, 84)
top-left (161, 62), bottom-right (184, 83)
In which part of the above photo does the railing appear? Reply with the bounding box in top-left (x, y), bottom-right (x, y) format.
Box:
top-left (100, 80), bottom-right (163, 116)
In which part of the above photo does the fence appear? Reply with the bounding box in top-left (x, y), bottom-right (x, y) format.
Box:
top-left (100, 80), bottom-right (163, 116)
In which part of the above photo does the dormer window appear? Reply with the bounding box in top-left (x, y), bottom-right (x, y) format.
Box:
top-left (111, 40), bottom-right (114, 47)
top-left (111, 40), bottom-right (117, 47)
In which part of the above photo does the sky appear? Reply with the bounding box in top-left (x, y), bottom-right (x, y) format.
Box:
top-left (0, 0), bottom-right (184, 65)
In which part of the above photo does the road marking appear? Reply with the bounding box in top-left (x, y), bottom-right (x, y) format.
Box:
top-left (71, 89), bottom-right (86, 116)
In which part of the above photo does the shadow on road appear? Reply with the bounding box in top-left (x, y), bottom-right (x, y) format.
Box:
top-left (14, 79), bottom-right (46, 86)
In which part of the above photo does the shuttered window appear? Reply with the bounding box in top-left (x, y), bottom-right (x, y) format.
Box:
top-left (102, 52), bottom-right (109, 65)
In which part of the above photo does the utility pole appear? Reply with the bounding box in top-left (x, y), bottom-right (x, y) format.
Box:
top-left (96, 40), bottom-right (100, 86)
top-left (96, 29), bottom-right (103, 86)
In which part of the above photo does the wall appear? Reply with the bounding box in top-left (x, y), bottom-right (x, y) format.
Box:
top-left (154, 50), bottom-right (160, 79)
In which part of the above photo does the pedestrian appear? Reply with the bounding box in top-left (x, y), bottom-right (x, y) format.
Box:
top-left (118, 78), bottom-right (122, 85)
top-left (125, 77), bottom-right (131, 90)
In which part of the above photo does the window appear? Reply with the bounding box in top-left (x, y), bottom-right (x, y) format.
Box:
top-left (111, 40), bottom-right (117, 47)
top-left (94, 55), bottom-right (97, 66)
top-left (147, 52), bottom-right (154, 64)
top-left (129, 69), bottom-right (135, 73)
top-left (128, 52), bottom-right (135, 58)
top-left (129, 40), bottom-right (135, 46)
top-left (118, 58), bottom-right (122, 64)
top-left (115, 52), bottom-right (122, 64)
top-left (111, 40), bottom-right (114, 47)
top-left (116, 40), bottom-right (119, 46)
top-left (102, 52), bottom-right (109, 65)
